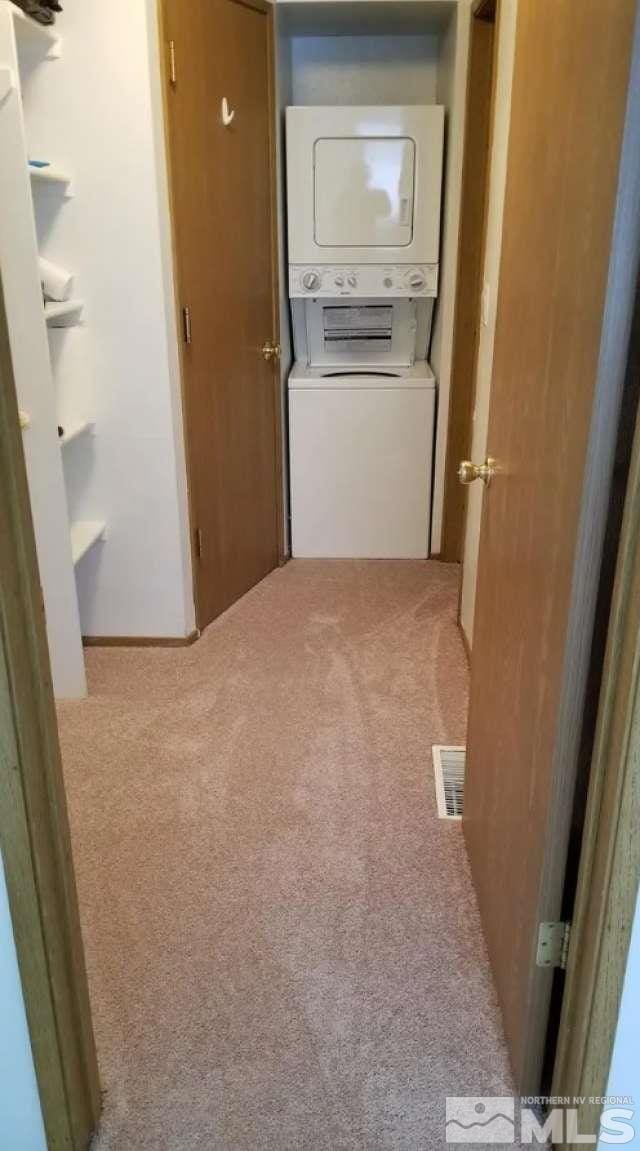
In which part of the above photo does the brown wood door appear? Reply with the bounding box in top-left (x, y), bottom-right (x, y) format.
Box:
top-left (463, 0), bottom-right (637, 1092)
top-left (441, 3), bottom-right (497, 563)
top-left (161, 0), bottom-right (281, 629)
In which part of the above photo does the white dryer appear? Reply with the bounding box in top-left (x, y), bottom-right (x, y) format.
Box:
top-left (286, 105), bottom-right (444, 275)
top-left (289, 361), bottom-right (436, 559)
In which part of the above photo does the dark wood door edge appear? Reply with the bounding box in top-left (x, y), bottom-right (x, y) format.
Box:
top-left (473, 0), bottom-right (497, 21)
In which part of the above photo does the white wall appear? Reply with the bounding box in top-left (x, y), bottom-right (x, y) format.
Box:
top-left (21, 0), bottom-right (194, 639)
top-left (598, 885), bottom-right (640, 1148)
top-left (459, 0), bottom-right (518, 646)
top-left (0, 855), bottom-right (46, 1151)
top-left (290, 33), bottom-right (439, 104)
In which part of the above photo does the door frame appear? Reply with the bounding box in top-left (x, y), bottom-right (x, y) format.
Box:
top-left (553, 312), bottom-right (640, 1140)
top-left (156, 0), bottom-right (285, 632)
top-left (0, 274), bottom-right (101, 1149)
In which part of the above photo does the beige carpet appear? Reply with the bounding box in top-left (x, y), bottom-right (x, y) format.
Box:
top-left (57, 560), bottom-right (515, 1150)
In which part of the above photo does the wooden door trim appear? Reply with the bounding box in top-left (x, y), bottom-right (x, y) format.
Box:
top-left (0, 278), bottom-right (101, 1147)
top-left (553, 337), bottom-right (640, 1143)
top-left (265, 2), bottom-right (286, 563)
top-left (553, 6), bottom-right (640, 1135)
top-left (440, 1), bottom-right (499, 562)
top-left (156, 0), bottom-right (201, 625)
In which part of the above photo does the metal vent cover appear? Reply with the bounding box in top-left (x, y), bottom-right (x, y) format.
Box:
top-left (432, 745), bottom-right (466, 820)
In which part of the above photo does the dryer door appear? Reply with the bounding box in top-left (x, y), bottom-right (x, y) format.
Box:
top-left (314, 137), bottom-right (415, 248)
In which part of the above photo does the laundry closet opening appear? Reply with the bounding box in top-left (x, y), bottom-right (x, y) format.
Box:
top-left (274, 0), bottom-right (466, 561)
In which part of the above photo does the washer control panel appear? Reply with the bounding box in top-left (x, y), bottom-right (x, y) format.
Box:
top-left (289, 264), bottom-right (438, 299)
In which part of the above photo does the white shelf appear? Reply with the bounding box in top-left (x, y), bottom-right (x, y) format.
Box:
top-left (59, 418), bottom-right (94, 447)
top-left (1, 0), bottom-right (85, 695)
top-left (30, 166), bottom-right (73, 195)
top-left (44, 298), bottom-right (83, 327)
top-left (70, 520), bottom-right (106, 566)
top-left (11, 4), bottom-right (60, 57)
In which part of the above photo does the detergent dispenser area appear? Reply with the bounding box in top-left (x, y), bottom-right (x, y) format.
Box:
top-left (285, 103), bottom-right (445, 558)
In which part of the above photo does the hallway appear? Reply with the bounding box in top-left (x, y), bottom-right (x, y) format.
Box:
top-left (57, 561), bottom-right (515, 1149)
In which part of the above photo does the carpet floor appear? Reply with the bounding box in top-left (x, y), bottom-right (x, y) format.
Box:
top-left (57, 560), bottom-right (515, 1150)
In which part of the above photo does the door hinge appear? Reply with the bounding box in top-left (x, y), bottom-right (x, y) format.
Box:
top-left (182, 306), bottom-right (192, 346)
top-left (168, 40), bottom-right (177, 86)
top-left (194, 527), bottom-right (203, 561)
top-left (536, 921), bottom-right (572, 970)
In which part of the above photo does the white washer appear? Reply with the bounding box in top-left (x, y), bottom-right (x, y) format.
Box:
top-left (288, 361), bottom-right (436, 559)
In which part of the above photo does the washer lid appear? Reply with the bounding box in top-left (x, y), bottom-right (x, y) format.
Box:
top-left (289, 360), bottom-right (436, 389)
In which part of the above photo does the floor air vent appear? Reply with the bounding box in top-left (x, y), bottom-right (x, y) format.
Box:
top-left (432, 746), bottom-right (466, 820)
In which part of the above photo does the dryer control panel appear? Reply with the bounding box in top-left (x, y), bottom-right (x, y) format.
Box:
top-left (289, 264), bottom-right (439, 299)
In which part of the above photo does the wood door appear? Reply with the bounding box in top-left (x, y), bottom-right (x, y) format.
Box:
top-left (161, 0), bottom-right (281, 629)
top-left (440, 1), bottom-right (497, 563)
top-left (463, 0), bottom-right (637, 1092)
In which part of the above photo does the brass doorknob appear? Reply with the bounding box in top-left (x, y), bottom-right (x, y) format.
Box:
top-left (261, 341), bottom-right (281, 362)
top-left (458, 457), bottom-right (497, 487)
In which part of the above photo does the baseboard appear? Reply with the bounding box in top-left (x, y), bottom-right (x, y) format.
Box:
top-left (82, 631), bottom-right (200, 649)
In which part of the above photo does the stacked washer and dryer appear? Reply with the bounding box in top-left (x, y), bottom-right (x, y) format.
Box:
top-left (286, 105), bottom-right (445, 558)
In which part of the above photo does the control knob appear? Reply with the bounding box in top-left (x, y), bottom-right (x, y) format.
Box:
top-left (302, 270), bottom-right (321, 292)
top-left (407, 270), bottom-right (426, 291)
top-left (334, 274), bottom-right (345, 288)
top-left (347, 273), bottom-right (358, 288)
